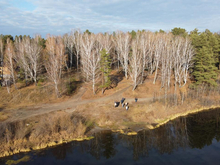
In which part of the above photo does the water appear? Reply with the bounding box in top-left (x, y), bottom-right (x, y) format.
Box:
top-left (1, 108), bottom-right (220, 165)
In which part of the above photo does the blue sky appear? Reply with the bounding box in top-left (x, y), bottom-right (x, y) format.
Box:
top-left (0, 0), bottom-right (220, 38)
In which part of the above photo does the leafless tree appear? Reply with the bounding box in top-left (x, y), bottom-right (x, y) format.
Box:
top-left (0, 38), bottom-right (3, 83)
top-left (129, 36), bottom-right (143, 90)
top-left (96, 32), bottom-right (114, 67)
top-left (180, 37), bottom-right (194, 86)
top-left (25, 35), bottom-right (42, 85)
top-left (160, 34), bottom-right (172, 89)
top-left (15, 36), bottom-right (42, 86)
top-left (115, 31), bottom-right (131, 79)
top-left (73, 29), bottom-right (82, 71)
top-left (45, 35), bottom-right (65, 98)
top-left (63, 31), bottom-right (77, 70)
top-left (4, 38), bottom-right (17, 91)
top-left (172, 37), bottom-right (182, 90)
top-left (63, 33), bottom-right (72, 70)
top-left (139, 31), bottom-right (149, 84)
top-left (97, 32), bottom-right (113, 54)
top-left (153, 33), bottom-right (164, 84)
top-left (80, 33), bottom-right (101, 94)
top-left (14, 37), bottom-right (29, 85)
top-left (0, 38), bottom-right (3, 62)
top-left (146, 32), bottom-right (155, 75)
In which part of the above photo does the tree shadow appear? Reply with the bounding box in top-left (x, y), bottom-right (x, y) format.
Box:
top-left (109, 70), bottom-right (125, 88)
top-left (64, 80), bottom-right (83, 96)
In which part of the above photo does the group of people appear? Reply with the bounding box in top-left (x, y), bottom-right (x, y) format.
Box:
top-left (114, 98), bottom-right (138, 110)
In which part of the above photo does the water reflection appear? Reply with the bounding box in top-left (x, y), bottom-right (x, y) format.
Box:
top-left (187, 110), bottom-right (220, 149)
top-left (1, 108), bottom-right (220, 164)
top-left (89, 130), bottom-right (117, 159)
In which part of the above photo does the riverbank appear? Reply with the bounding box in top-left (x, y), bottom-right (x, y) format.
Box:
top-left (1, 75), bottom-right (220, 158)
top-left (0, 111), bottom-right (94, 158)
top-left (0, 136), bottom-right (95, 158)
top-left (1, 102), bottom-right (220, 158)
top-left (150, 105), bottom-right (220, 129)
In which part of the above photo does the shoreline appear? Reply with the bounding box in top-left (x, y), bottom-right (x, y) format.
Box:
top-left (0, 136), bottom-right (94, 158)
top-left (1, 105), bottom-right (220, 159)
top-left (150, 105), bottom-right (220, 129)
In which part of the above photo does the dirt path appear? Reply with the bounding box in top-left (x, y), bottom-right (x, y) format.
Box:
top-left (3, 85), bottom-right (134, 123)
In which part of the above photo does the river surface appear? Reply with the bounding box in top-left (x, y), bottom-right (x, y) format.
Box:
top-left (1, 108), bottom-right (220, 165)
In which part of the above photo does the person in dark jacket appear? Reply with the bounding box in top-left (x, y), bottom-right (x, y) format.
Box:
top-left (121, 98), bottom-right (125, 104)
top-left (135, 98), bottom-right (138, 102)
top-left (114, 101), bottom-right (120, 107)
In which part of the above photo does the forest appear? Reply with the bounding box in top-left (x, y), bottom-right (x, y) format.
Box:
top-left (0, 27), bottom-right (220, 98)
top-left (1, 28), bottom-right (220, 159)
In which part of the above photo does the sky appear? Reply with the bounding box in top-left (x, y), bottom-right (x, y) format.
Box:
top-left (0, 0), bottom-right (220, 38)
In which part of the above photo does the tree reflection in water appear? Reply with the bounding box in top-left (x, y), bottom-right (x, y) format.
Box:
top-left (48, 108), bottom-right (220, 160)
top-left (116, 108), bottom-right (220, 160)
top-left (186, 109), bottom-right (220, 149)
top-left (2, 108), bottom-right (220, 164)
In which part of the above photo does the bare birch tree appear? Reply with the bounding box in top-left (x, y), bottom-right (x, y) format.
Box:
top-left (129, 37), bottom-right (143, 90)
top-left (0, 38), bottom-right (3, 86)
top-left (97, 32), bottom-right (113, 54)
top-left (146, 32), bottom-right (155, 75)
top-left (139, 31), bottom-right (149, 84)
top-left (180, 37), bottom-right (194, 86)
top-left (115, 31), bottom-right (131, 79)
top-left (14, 37), bottom-right (29, 85)
top-left (4, 38), bottom-right (17, 91)
top-left (73, 29), bottom-right (81, 71)
top-left (0, 38), bottom-right (3, 63)
top-left (160, 34), bottom-right (173, 89)
top-left (15, 36), bottom-right (42, 86)
top-left (172, 36), bottom-right (184, 90)
top-left (153, 33), bottom-right (164, 84)
top-left (81, 33), bottom-right (101, 94)
top-left (26, 35), bottom-right (42, 85)
top-left (63, 32), bottom-right (75, 70)
top-left (45, 35), bottom-right (65, 98)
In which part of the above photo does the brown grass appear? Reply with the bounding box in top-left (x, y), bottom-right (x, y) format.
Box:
top-left (0, 111), bottom-right (92, 158)
top-left (0, 112), bottom-right (9, 121)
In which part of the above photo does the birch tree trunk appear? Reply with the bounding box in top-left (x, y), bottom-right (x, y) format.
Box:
top-left (73, 29), bottom-right (81, 71)
top-left (4, 38), bottom-right (17, 90)
top-left (45, 35), bottom-right (65, 98)
top-left (81, 33), bottom-right (101, 94)
top-left (129, 37), bottom-right (143, 90)
top-left (115, 31), bottom-right (131, 79)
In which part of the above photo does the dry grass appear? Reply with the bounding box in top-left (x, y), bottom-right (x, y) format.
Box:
top-left (0, 111), bottom-right (92, 158)
top-left (0, 112), bottom-right (9, 121)
top-left (0, 83), bottom-right (58, 110)
top-left (0, 71), bottom-right (82, 112)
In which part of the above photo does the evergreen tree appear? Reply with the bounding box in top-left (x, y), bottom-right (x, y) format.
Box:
top-left (130, 30), bottom-right (136, 39)
top-left (191, 30), bottom-right (218, 86)
top-left (205, 30), bottom-right (220, 69)
top-left (84, 29), bottom-right (91, 35)
top-left (171, 27), bottom-right (187, 37)
top-left (100, 49), bottom-right (111, 94)
top-left (159, 29), bottom-right (165, 33)
top-left (215, 33), bottom-right (220, 69)
top-left (193, 46), bottom-right (217, 86)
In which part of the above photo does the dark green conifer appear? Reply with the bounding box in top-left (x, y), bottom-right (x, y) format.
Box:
top-left (191, 30), bottom-right (218, 86)
top-left (100, 49), bottom-right (112, 94)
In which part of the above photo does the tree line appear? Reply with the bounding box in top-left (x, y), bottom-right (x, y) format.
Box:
top-left (0, 28), bottom-right (219, 97)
